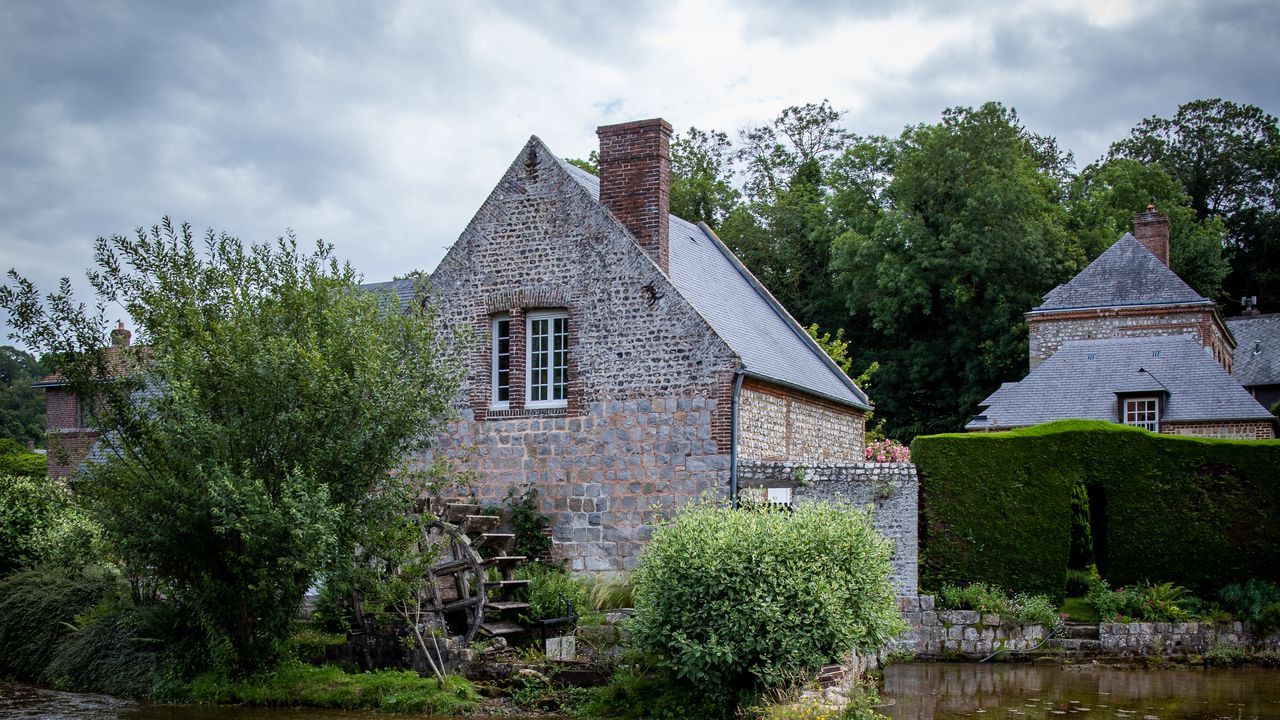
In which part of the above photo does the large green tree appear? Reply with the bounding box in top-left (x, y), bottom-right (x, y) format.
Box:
top-left (0, 346), bottom-right (45, 447)
top-left (0, 219), bottom-right (461, 672)
top-left (1108, 99), bottom-right (1280, 309)
top-left (833, 103), bottom-right (1078, 439)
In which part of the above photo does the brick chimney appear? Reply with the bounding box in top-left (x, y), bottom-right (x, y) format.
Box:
top-left (1133, 205), bottom-right (1171, 266)
top-left (111, 320), bottom-right (132, 347)
top-left (597, 118), bottom-right (672, 272)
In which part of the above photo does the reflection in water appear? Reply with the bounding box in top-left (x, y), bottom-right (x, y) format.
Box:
top-left (883, 664), bottom-right (1280, 720)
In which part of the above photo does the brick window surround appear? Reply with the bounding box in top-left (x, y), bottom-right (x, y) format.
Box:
top-left (473, 297), bottom-right (579, 421)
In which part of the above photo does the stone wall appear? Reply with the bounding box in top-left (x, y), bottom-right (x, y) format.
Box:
top-left (1026, 306), bottom-right (1231, 371)
top-left (737, 379), bottom-right (866, 462)
top-left (895, 597), bottom-right (1049, 657)
top-left (1098, 621), bottom-right (1279, 655)
top-left (427, 138), bottom-right (741, 572)
top-left (737, 460), bottom-right (917, 597)
top-left (1163, 420), bottom-right (1276, 440)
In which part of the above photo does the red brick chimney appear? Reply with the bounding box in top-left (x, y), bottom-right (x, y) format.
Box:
top-left (111, 320), bottom-right (132, 347)
top-left (1133, 205), bottom-right (1171, 266)
top-left (597, 118), bottom-right (672, 273)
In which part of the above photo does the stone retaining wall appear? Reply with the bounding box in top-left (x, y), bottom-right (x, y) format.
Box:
top-left (1099, 621), bottom-right (1279, 655)
top-left (737, 460), bottom-right (918, 597)
top-left (895, 596), bottom-right (1048, 658)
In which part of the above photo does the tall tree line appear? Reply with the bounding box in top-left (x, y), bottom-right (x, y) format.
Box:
top-left (664, 99), bottom-right (1275, 440)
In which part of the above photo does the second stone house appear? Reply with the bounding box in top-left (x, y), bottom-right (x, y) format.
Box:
top-left (366, 119), bottom-right (871, 572)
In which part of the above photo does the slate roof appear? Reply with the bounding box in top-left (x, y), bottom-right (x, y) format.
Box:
top-left (1032, 233), bottom-right (1209, 312)
top-left (966, 335), bottom-right (1275, 430)
top-left (1227, 313), bottom-right (1280, 388)
top-left (557, 160), bottom-right (870, 409)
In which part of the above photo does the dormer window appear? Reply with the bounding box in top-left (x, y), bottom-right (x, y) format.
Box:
top-left (526, 310), bottom-right (568, 408)
top-left (1123, 397), bottom-right (1160, 431)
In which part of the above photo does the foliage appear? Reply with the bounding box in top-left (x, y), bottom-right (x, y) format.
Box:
top-left (579, 668), bottom-right (731, 720)
top-left (914, 420), bottom-right (1280, 598)
top-left (514, 562), bottom-right (585, 623)
top-left (0, 218), bottom-right (463, 674)
top-left (184, 660), bottom-right (478, 714)
top-left (863, 438), bottom-right (909, 463)
top-left (0, 345), bottom-right (46, 447)
top-left (565, 151), bottom-right (600, 176)
top-left (42, 603), bottom-right (180, 697)
top-left (630, 502), bottom-right (904, 708)
top-left (1108, 99), bottom-right (1280, 309)
top-left (580, 572), bottom-right (634, 611)
top-left (505, 483), bottom-right (552, 560)
top-left (833, 103), bottom-right (1078, 440)
top-left (671, 127), bottom-right (740, 229)
top-left (0, 440), bottom-right (45, 476)
top-left (938, 582), bottom-right (1061, 627)
top-left (1067, 481), bottom-right (1093, 570)
top-left (1219, 579), bottom-right (1280, 635)
top-left (0, 474), bottom-right (102, 574)
top-left (0, 566), bottom-right (127, 681)
top-left (1085, 577), bottom-right (1197, 623)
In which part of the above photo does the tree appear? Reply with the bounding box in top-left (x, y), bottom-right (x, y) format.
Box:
top-left (0, 219), bottom-right (462, 673)
top-left (1067, 158), bottom-right (1230, 299)
top-left (670, 127), bottom-right (739, 229)
top-left (0, 346), bottom-right (46, 447)
top-left (1108, 99), bottom-right (1280, 308)
top-left (833, 103), bottom-right (1078, 439)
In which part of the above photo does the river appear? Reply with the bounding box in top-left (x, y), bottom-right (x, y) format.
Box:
top-left (3, 664), bottom-right (1278, 719)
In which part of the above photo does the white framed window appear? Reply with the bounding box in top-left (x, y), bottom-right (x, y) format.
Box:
top-left (1123, 397), bottom-right (1160, 431)
top-left (491, 315), bottom-right (511, 409)
top-left (526, 310), bottom-right (568, 408)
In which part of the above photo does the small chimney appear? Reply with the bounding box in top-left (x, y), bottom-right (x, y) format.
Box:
top-left (597, 118), bottom-right (672, 272)
top-left (1133, 204), bottom-right (1171, 266)
top-left (111, 320), bottom-right (132, 347)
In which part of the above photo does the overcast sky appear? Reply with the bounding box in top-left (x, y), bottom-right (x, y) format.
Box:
top-left (3, 0), bottom-right (1278, 350)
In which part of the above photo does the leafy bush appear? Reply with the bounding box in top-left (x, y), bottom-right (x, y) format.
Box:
top-left (1085, 577), bottom-right (1197, 622)
top-left (0, 474), bottom-right (100, 574)
top-left (630, 502), bottom-right (904, 709)
top-left (579, 668), bottom-right (728, 720)
top-left (1065, 566), bottom-right (1098, 597)
top-left (1220, 579), bottom-right (1280, 634)
top-left (863, 438), bottom-right (909, 463)
top-left (0, 439), bottom-right (45, 477)
top-left (0, 566), bottom-right (126, 681)
top-left (43, 604), bottom-right (175, 696)
top-left (938, 582), bottom-right (1060, 627)
top-left (514, 562), bottom-right (585, 623)
top-left (505, 483), bottom-right (552, 560)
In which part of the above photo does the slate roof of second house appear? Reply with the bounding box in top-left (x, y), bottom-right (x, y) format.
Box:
top-left (966, 335), bottom-right (1275, 430)
top-left (1032, 234), bottom-right (1210, 312)
top-left (558, 160), bottom-right (870, 410)
top-left (1227, 313), bottom-right (1280, 388)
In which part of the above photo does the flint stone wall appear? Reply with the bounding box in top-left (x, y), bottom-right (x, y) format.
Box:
top-left (1099, 621), bottom-right (1280, 654)
top-left (737, 460), bottom-right (918, 597)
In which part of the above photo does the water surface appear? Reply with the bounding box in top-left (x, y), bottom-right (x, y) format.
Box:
top-left (883, 663), bottom-right (1280, 720)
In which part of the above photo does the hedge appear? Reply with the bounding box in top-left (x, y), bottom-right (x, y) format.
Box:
top-left (913, 420), bottom-right (1280, 598)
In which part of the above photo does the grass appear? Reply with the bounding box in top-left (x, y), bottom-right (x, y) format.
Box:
top-left (185, 660), bottom-right (479, 714)
top-left (1060, 597), bottom-right (1099, 622)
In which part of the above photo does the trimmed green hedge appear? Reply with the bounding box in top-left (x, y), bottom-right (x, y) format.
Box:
top-left (913, 420), bottom-right (1280, 598)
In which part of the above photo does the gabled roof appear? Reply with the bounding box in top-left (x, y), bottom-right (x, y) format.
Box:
top-left (556, 160), bottom-right (869, 409)
top-left (1032, 233), bottom-right (1209, 312)
top-left (967, 335), bottom-right (1274, 431)
top-left (1227, 313), bottom-right (1280, 388)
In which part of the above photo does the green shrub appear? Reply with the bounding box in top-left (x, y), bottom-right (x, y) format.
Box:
top-left (0, 566), bottom-right (127, 681)
top-left (938, 582), bottom-right (1059, 627)
top-left (914, 420), bottom-right (1280, 596)
top-left (1220, 579), bottom-right (1280, 634)
top-left (630, 502), bottom-right (904, 709)
top-left (0, 439), bottom-right (45, 477)
top-left (505, 483), bottom-right (552, 561)
top-left (514, 562), bottom-right (585, 623)
top-left (1085, 577), bottom-right (1196, 622)
top-left (579, 668), bottom-right (728, 720)
top-left (0, 474), bottom-right (105, 575)
top-left (42, 604), bottom-right (176, 696)
top-left (580, 572), bottom-right (635, 611)
top-left (1065, 566), bottom-right (1098, 597)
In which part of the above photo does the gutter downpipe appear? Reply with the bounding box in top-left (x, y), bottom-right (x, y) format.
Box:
top-left (729, 368), bottom-right (746, 509)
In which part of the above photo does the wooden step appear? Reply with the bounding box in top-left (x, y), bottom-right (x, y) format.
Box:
top-left (461, 514), bottom-right (501, 535)
top-left (444, 503), bottom-right (481, 522)
top-left (473, 533), bottom-right (514, 551)
top-left (480, 621), bottom-right (524, 637)
top-left (483, 555), bottom-right (527, 567)
top-left (485, 579), bottom-right (530, 590)
top-left (486, 600), bottom-right (531, 613)
top-left (430, 556), bottom-right (479, 575)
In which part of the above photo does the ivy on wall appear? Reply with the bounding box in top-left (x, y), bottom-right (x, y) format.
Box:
top-left (912, 420), bottom-right (1280, 599)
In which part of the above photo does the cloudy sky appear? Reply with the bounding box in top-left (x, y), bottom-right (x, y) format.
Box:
top-left (2, 0), bottom-right (1278, 349)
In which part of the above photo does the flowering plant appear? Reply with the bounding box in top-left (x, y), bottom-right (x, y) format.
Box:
top-left (864, 438), bottom-right (910, 463)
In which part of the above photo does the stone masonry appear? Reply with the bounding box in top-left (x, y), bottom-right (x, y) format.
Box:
top-left (737, 459), bottom-right (918, 597)
top-left (737, 379), bottom-right (865, 462)
top-left (1026, 306), bottom-right (1233, 372)
top-left (1162, 420), bottom-right (1276, 440)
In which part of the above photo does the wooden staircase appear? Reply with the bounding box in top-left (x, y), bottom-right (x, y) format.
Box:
top-left (441, 502), bottom-right (532, 640)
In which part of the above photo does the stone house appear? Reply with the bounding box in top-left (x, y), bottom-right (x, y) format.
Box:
top-left (366, 119), bottom-right (872, 572)
top-left (968, 208), bottom-right (1277, 439)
